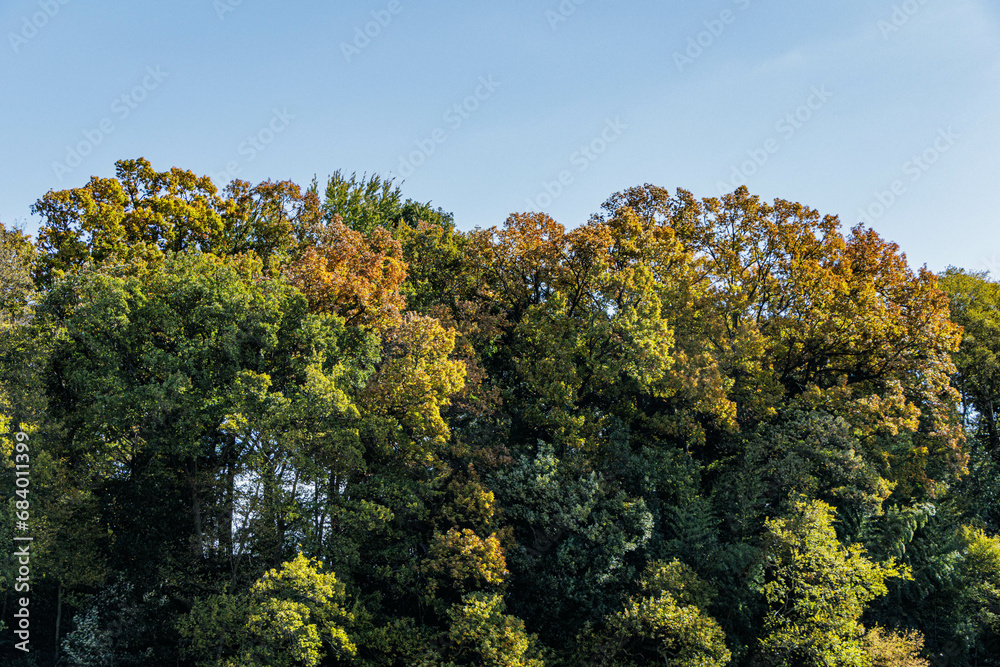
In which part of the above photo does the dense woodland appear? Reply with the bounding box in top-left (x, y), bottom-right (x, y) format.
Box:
top-left (2, 158), bottom-right (1000, 666)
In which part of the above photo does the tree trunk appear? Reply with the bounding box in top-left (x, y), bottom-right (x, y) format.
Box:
top-left (223, 457), bottom-right (235, 559)
top-left (54, 582), bottom-right (62, 662)
top-left (984, 398), bottom-right (1000, 459)
top-left (187, 458), bottom-right (204, 557)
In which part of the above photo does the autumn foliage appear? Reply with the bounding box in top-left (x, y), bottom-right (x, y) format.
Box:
top-left (2, 161), bottom-right (999, 666)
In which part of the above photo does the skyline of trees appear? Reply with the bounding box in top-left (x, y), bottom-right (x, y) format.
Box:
top-left (2, 158), bottom-right (999, 666)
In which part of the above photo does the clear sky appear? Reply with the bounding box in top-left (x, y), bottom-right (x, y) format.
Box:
top-left (2, 0), bottom-right (998, 273)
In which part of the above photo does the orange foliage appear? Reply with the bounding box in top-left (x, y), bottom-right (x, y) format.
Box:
top-left (284, 217), bottom-right (407, 330)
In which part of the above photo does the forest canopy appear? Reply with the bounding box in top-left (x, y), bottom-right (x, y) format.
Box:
top-left (2, 158), bottom-right (999, 666)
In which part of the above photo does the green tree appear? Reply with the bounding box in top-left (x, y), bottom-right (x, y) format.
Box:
top-left (317, 170), bottom-right (452, 235)
top-left (0, 221), bottom-right (35, 327)
top-left (438, 592), bottom-right (544, 667)
top-left (576, 560), bottom-right (732, 667)
top-left (758, 499), bottom-right (907, 667)
top-left (491, 442), bottom-right (654, 642)
top-left (940, 268), bottom-right (1000, 456)
top-left (319, 171), bottom-right (403, 234)
top-left (36, 250), bottom-right (369, 580)
top-left (714, 409), bottom-right (891, 540)
top-left (178, 552), bottom-right (356, 666)
top-left (953, 526), bottom-right (1000, 660)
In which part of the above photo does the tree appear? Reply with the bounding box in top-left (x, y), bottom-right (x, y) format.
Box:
top-left (319, 171), bottom-right (403, 235)
top-left (600, 186), bottom-right (964, 489)
top-left (316, 169), bottom-right (452, 234)
top-left (861, 626), bottom-right (929, 667)
top-left (13, 167), bottom-right (993, 666)
top-left (422, 527), bottom-right (508, 611)
top-left (491, 442), bottom-right (654, 641)
top-left (394, 218), bottom-right (472, 316)
top-left (714, 409), bottom-right (891, 539)
top-left (283, 217), bottom-right (407, 331)
top-left (439, 592), bottom-right (544, 667)
top-left (758, 499), bottom-right (907, 667)
top-left (940, 268), bottom-right (1000, 455)
top-left (360, 313), bottom-right (467, 448)
top-left (953, 526), bottom-right (1000, 660)
top-left (32, 158), bottom-right (316, 284)
top-left (576, 559), bottom-right (732, 667)
top-left (61, 580), bottom-right (179, 666)
top-left (36, 250), bottom-right (368, 580)
top-left (0, 221), bottom-right (35, 328)
top-left (178, 553), bottom-right (356, 667)
top-left (939, 269), bottom-right (1000, 532)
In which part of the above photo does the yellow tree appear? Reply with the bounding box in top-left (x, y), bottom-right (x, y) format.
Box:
top-left (759, 500), bottom-right (907, 667)
top-left (32, 157), bottom-right (315, 284)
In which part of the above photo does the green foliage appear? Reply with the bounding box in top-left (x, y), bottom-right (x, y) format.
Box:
top-left (438, 592), bottom-right (544, 667)
top-left (758, 500), bottom-right (907, 667)
top-left (951, 526), bottom-right (1000, 657)
top-left (318, 170), bottom-right (452, 237)
top-left (9, 167), bottom-right (999, 666)
top-left (492, 442), bottom-right (654, 639)
top-left (940, 268), bottom-right (1000, 457)
top-left (640, 559), bottom-right (718, 609)
top-left (0, 221), bottom-right (35, 328)
top-left (320, 171), bottom-right (403, 235)
top-left (575, 560), bottom-right (731, 667)
top-left (394, 218), bottom-right (471, 316)
top-left (61, 581), bottom-right (179, 666)
top-left (941, 268), bottom-right (1000, 530)
top-left (178, 553), bottom-right (355, 666)
top-left (715, 410), bottom-right (891, 540)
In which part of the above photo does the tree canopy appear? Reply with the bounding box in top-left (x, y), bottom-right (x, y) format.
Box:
top-left (2, 160), bottom-right (999, 666)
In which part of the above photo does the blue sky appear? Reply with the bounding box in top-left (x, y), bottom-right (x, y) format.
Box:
top-left (2, 0), bottom-right (998, 273)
